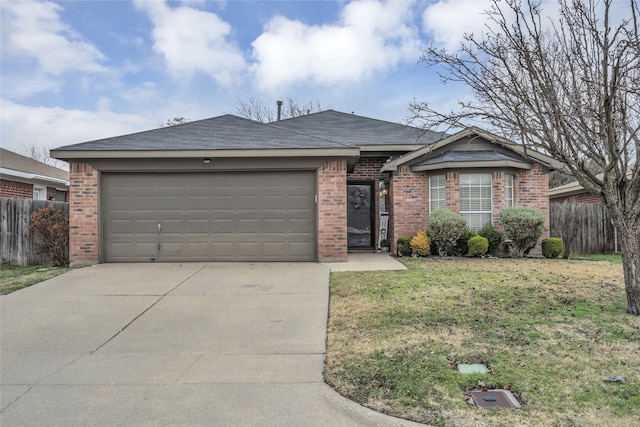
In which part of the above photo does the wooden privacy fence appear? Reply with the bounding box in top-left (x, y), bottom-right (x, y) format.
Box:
top-left (0, 198), bottom-right (69, 266)
top-left (550, 202), bottom-right (615, 254)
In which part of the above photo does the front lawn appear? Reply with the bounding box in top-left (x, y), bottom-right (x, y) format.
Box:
top-left (0, 264), bottom-right (69, 295)
top-left (326, 258), bottom-right (639, 427)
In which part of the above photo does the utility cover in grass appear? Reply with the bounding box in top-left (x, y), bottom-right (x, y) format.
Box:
top-left (458, 363), bottom-right (489, 374)
top-left (470, 390), bottom-right (521, 408)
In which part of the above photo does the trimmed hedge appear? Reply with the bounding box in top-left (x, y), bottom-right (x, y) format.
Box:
top-left (542, 238), bottom-right (564, 258)
top-left (468, 235), bottom-right (489, 257)
top-left (500, 207), bottom-right (545, 258)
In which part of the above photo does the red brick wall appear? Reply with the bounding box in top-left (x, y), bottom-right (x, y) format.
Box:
top-left (69, 163), bottom-right (99, 266)
top-left (318, 160), bottom-right (348, 261)
top-left (0, 179), bottom-right (33, 198)
top-left (515, 164), bottom-right (550, 240)
top-left (551, 192), bottom-right (600, 204)
top-left (390, 165), bottom-right (428, 247)
top-left (388, 165), bottom-right (551, 253)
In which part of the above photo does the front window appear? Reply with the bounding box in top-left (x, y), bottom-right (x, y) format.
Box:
top-left (505, 174), bottom-right (514, 207)
top-left (429, 174), bottom-right (446, 212)
top-left (460, 173), bottom-right (492, 231)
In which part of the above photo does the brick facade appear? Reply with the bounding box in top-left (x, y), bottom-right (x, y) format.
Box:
top-left (390, 165), bottom-right (429, 245)
top-left (0, 179), bottom-right (33, 199)
top-left (318, 160), bottom-right (348, 261)
top-left (69, 163), bottom-right (99, 266)
top-left (388, 165), bottom-right (551, 252)
top-left (515, 164), bottom-right (551, 241)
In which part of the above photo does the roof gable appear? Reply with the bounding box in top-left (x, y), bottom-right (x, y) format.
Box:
top-left (381, 126), bottom-right (563, 172)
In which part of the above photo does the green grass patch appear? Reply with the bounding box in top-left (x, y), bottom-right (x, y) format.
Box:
top-left (573, 253), bottom-right (623, 264)
top-left (0, 264), bottom-right (69, 295)
top-left (326, 257), bottom-right (639, 426)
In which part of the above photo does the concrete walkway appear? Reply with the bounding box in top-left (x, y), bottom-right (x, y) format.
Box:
top-left (1, 259), bottom-right (420, 426)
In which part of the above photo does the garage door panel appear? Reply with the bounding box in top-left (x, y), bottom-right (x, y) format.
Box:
top-left (103, 171), bottom-right (316, 262)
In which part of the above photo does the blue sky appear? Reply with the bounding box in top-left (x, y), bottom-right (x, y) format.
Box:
top-left (0, 0), bottom-right (561, 154)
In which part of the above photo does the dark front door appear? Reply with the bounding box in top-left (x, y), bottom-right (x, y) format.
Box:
top-left (347, 182), bottom-right (374, 248)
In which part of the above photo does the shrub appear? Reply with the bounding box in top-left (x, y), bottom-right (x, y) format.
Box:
top-left (410, 231), bottom-right (431, 257)
top-left (30, 205), bottom-right (69, 267)
top-left (468, 235), bottom-right (489, 257)
top-left (542, 237), bottom-right (564, 258)
top-left (426, 231), bottom-right (438, 255)
top-left (478, 222), bottom-right (502, 255)
top-left (396, 237), bottom-right (412, 257)
top-left (453, 227), bottom-right (476, 256)
top-left (500, 207), bottom-right (545, 258)
top-left (428, 209), bottom-right (467, 256)
top-left (380, 239), bottom-right (390, 248)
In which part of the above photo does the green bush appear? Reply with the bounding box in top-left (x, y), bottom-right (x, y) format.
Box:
top-left (428, 209), bottom-right (467, 256)
top-left (478, 222), bottom-right (502, 255)
top-left (453, 227), bottom-right (476, 256)
top-left (468, 235), bottom-right (489, 257)
top-left (410, 231), bottom-right (431, 257)
top-left (426, 231), bottom-right (438, 255)
top-left (396, 237), bottom-right (412, 257)
top-left (542, 237), bottom-right (564, 258)
top-left (500, 207), bottom-right (545, 258)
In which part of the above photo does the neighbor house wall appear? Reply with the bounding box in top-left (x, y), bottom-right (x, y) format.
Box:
top-left (317, 160), bottom-right (348, 262)
top-left (68, 163), bottom-right (99, 266)
top-left (0, 179), bottom-right (33, 199)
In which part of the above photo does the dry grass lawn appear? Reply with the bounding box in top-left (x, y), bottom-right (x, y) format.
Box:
top-left (325, 257), bottom-right (640, 427)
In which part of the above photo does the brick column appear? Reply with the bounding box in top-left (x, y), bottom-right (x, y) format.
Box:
top-left (69, 163), bottom-right (99, 266)
top-left (516, 164), bottom-right (550, 240)
top-left (390, 165), bottom-right (428, 248)
top-left (317, 160), bottom-right (348, 262)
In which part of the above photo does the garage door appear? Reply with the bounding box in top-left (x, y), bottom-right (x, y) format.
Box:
top-left (102, 171), bottom-right (316, 262)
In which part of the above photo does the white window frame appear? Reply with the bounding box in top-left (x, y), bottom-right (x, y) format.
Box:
top-left (505, 174), bottom-right (514, 208)
top-left (460, 173), bottom-right (492, 231)
top-left (33, 186), bottom-right (46, 200)
top-left (429, 174), bottom-right (446, 212)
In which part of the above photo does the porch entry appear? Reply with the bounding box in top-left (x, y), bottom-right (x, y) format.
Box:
top-left (347, 182), bottom-right (374, 248)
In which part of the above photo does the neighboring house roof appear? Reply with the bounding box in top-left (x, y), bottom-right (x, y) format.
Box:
top-left (381, 126), bottom-right (564, 172)
top-left (273, 110), bottom-right (446, 151)
top-left (0, 148), bottom-right (69, 187)
top-left (51, 114), bottom-right (359, 160)
top-left (548, 179), bottom-right (586, 198)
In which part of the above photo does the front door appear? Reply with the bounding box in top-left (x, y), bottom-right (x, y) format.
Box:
top-left (347, 182), bottom-right (374, 248)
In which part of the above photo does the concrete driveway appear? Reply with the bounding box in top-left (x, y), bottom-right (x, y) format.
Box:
top-left (1, 261), bottom-right (420, 426)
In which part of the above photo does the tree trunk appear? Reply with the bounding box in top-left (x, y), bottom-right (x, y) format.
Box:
top-left (617, 222), bottom-right (640, 315)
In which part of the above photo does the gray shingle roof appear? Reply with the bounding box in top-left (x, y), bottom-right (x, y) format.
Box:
top-left (272, 110), bottom-right (446, 146)
top-left (414, 150), bottom-right (528, 166)
top-left (0, 148), bottom-right (69, 180)
top-left (54, 114), bottom-right (355, 152)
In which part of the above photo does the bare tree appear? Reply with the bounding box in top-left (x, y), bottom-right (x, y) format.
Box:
top-left (22, 143), bottom-right (69, 170)
top-left (233, 97), bottom-right (324, 122)
top-left (161, 117), bottom-right (190, 127)
top-left (410, 0), bottom-right (640, 314)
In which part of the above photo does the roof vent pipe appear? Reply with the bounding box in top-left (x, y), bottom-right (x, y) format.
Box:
top-left (276, 100), bottom-right (283, 121)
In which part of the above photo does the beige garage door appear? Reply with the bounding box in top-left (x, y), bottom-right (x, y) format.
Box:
top-left (102, 171), bottom-right (316, 262)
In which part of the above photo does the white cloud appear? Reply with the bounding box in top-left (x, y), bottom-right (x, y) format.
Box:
top-left (0, 0), bottom-right (107, 75)
top-left (250, 0), bottom-right (420, 91)
top-left (422, 0), bottom-right (495, 51)
top-left (133, 0), bottom-right (246, 86)
top-left (0, 98), bottom-right (152, 153)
